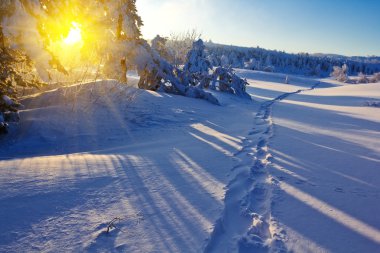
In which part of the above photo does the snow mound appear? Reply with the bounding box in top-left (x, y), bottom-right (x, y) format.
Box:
top-left (1, 79), bottom-right (250, 157)
top-left (1, 81), bottom-right (146, 156)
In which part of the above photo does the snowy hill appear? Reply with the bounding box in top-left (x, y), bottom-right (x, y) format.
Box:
top-left (0, 71), bottom-right (379, 252)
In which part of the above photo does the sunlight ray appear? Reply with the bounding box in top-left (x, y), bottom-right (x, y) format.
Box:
top-left (280, 182), bottom-right (380, 244)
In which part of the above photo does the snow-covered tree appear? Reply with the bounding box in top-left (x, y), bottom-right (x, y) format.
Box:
top-left (101, 0), bottom-right (143, 82)
top-left (331, 64), bottom-right (349, 82)
top-left (134, 40), bottom-right (220, 105)
top-left (165, 29), bottom-right (202, 67)
top-left (151, 35), bottom-right (170, 60)
top-left (135, 41), bottom-right (182, 92)
top-left (0, 0), bottom-right (59, 133)
top-left (181, 39), bottom-right (251, 99)
top-left (183, 39), bottom-right (212, 88)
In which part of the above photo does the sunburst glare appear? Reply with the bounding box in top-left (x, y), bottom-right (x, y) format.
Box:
top-left (63, 22), bottom-right (82, 45)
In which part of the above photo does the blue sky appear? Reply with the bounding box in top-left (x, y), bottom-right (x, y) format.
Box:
top-left (137, 0), bottom-right (380, 56)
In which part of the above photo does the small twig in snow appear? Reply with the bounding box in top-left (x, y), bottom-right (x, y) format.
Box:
top-left (106, 217), bottom-right (123, 233)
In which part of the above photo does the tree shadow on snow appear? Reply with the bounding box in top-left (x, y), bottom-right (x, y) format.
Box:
top-left (268, 101), bottom-right (380, 252)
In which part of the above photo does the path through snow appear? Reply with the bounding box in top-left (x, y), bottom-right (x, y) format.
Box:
top-left (204, 81), bottom-right (320, 252)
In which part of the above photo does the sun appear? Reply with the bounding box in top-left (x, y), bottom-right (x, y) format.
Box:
top-left (63, 22), bottom-right (82, 45)
top-left (47, 20), bottom-right (85, 68)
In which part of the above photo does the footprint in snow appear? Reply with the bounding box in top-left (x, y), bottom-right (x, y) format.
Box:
top-left (249, 129), bottom-right (263, 135)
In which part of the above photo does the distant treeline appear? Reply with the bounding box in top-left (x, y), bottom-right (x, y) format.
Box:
top-left (204, 42), bottom-right (380, 77)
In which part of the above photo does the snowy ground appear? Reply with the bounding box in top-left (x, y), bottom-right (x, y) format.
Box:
top-left (0, 70), bottom-right (379, 252)
top-left (237, 70), bottom-right (380, 253)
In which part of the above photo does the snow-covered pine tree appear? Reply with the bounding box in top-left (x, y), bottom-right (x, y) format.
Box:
top-left (0, 0), bottom-right (63, 134)
top-left (102, 0), bottom-right (144, 83)
top-left (183, 39), bottom-right (212, 88)
top-left (119, 0), bottom-right (143, 40)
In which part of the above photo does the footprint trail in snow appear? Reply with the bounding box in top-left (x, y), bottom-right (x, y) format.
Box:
top-left (204, 82), bottom-right (320, 253)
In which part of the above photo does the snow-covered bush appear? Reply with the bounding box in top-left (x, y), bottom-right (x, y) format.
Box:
top-left (357, 72), bottom-right (369, 84)
top-left (182, 39), bottom-right (251, 100)
top-left (244, 59), bottom-right (256, 70)
top-left (364, 101), bottom-right (380, 107)
top-left (375, 72), bottom-right (380, 82)
top-left (136, 42), bottom-right (183, 92)
top-left (369, 72), bottom-right (380, 83)
top-left (0, 94), bottom-right (19, 114)
top-left (331, 64), bottom-right (349, 82)
top-left (181, 40), bottom-right (251, 99)
top-left (184, 85), bottom-right (220, 105)
top-left (211, 67), bottom-right (251, 99)
top-left (0, 104), bottom-right (17, 134)
top-left (263, 66), bottom-right (275, 72)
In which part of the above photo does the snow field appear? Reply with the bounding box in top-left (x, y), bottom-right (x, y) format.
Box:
top-left (0, 70), bottom-right (379, 252)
